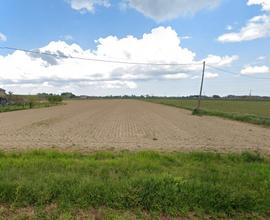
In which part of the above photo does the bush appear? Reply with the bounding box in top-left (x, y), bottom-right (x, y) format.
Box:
top-left (28, 96), bottom-right (38, 109)
top-left (192, 108), bottom-right (205, 116)
top-left (48, 95), bottom-right (63, 104)
top-left (241, 152), bottom-right (264, 163)
top-left (61, 92), bottom-right (76, 99)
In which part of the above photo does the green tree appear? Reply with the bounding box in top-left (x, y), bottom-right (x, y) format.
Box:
top-left (48, 95), bottom-right (63, 104)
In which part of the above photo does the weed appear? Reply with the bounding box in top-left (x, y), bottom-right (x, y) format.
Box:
top-left (0, 150), bottom-right (269, 218)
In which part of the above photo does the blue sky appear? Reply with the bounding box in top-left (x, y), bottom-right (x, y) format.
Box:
top-left (0, 0), bottom-right (269, 96)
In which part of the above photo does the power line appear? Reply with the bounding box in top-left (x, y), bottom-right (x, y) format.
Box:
top-left (0, 46), bottom-right (202, 66)
top-left (206, 64), bottom-right (270, 80)
top-left (1, 46), bottom-right (269, 81)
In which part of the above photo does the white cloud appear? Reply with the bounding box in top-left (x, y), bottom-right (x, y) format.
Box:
top-left (0, 32), bottom-right (7, 42)
top-left (63, 35), bottom-right (73, 41)
top-left (67, 0), bottom-right (110, 13)
top-left (257, 56), bottom-right (266, 60)
top-left (68, 0), bottom-right (221, 19)
top-left (191, 75), bottom-right (200, 80)
top-left (218, 0), bottom-right (270, 43)
top-left (247, 0), bottom-right (270, 11)
top-left (205, 72), bottom-right (219, 79)
top-left (226, 25), bottom-right (233, 31)
top-left (101, 81), bottom-right (137, 89)
top-left (123, 0), bottom-right (220, 21)
top-left (241, 65), bottom-right (270, 75)
top-left (218, 15), bottom-right (270, 43)
top-left (181, 36), bottom-right (192, 40)
top-left (204, 54), bottom-right (239, 66)
top-left (163, 73), bottom-right (189, 80)
top-left (0, 26), bottom-right (237, 94)
top-left (95, 26), bottom-right (196, 64)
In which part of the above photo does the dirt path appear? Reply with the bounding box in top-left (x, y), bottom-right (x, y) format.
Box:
top-left (0, 100), bottom-right (269, 152)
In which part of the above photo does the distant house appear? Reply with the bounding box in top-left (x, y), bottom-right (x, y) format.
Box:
top-left (0, 88), bottom-right (8, 105)
top-left (79, 95), bottom-right (88, 99)
top-left (0, 88), bottom-right (6, 97)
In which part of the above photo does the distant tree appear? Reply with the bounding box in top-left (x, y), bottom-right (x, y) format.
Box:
top-left (213, 95), bottom-right (221, 99)
top-left (48, 95), bottom-right (63, 104)
top-left (61, 92), bottom-right (76, 99)
top-left (37, 93), bottom-right (51, 100)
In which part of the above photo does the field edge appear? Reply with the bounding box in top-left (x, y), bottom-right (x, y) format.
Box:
top-left (145, 99), bottom-right (270, 127)
top-left (0, 149), bottom-right (269, 219)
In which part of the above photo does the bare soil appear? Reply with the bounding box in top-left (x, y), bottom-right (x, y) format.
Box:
top-left (0, 100), bottom-right (269, 153)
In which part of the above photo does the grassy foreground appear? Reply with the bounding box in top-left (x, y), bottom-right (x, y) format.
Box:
top-left (0, 150), bottom-right (270, 219)
top-left (147, 99), bottom-right (270, 126)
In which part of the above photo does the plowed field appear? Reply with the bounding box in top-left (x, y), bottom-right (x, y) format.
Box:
top-left (0, 100), bottom-right (269, 152)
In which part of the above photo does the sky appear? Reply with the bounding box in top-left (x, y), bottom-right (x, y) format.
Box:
top-left (0, 0), bottom-right (270, 96)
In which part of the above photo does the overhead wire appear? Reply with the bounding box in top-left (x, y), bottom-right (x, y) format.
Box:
top-left (206, 64), bottom-right (270, 80)
top-left (1, 46), bottom-right (270, 81)
top-left (0, 46), bottom-right (202, 66)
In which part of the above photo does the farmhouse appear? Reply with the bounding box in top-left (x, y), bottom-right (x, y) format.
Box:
top-left (0, 88), bottom-right (8, 105)
top-left (0, 88), bottom-right (6, 97)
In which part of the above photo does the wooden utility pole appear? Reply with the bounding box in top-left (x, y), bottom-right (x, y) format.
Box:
top-left (196, 61), bottom-right (206, 110)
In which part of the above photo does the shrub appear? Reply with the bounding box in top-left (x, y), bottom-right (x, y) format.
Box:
top-left (61, 92), bottom-right (76, 99)
top-left (48, 95), bottom-right (63, 104)
top-left (28, 96), bottom-right (38, 109)
top-left (241, 152), bottom-right (264, 163)
top-left (192, 108), bottom-right (205, 116)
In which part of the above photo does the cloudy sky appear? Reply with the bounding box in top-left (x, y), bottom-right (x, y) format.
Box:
top-left (0, 0), bottom-right (269, 96)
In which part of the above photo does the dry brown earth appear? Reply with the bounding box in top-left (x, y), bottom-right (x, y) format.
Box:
top-left (0, 100), bottom-right (269, 152)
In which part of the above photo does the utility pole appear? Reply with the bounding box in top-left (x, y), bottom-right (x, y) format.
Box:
top-left (196, 61), bottom-right (206, 110)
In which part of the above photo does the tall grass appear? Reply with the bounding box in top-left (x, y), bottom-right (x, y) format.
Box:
top-left (0, 150), bottom-right (269, 218)
top-left (0, 102), bottom-right (61, 113)
top-left (192, 108), bottom-right (270, 126)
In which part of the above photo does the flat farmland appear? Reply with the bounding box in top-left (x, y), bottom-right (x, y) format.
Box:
top-left (148, 99), bottom-right (270, 126)
top-left (148, 99), bottom-right (270, 117)
top-left (0, 99), bottom-right (270, 152)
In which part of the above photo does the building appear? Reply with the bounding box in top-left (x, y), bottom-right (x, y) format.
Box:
top-left (0, 88), bottom-right (7, 105)
top-left (0, 88), bottom-right (6, 97)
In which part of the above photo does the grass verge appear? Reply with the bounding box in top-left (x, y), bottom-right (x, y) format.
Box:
top-left (147, 99), bottom-right (270, 127)
top-left (0, 102), bottom-right (63, 113)
top-left (0, 150), bottom-right (270, 219)
top-left (192, 108), bottom-right (270, 126)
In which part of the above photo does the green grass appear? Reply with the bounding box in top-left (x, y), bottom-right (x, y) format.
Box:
top-left (0, 150), bottom-right (270, 219)
top-left (0, 102), bottom-right (61, 113)
top-left (147, 99), bottom-right (270, 126)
